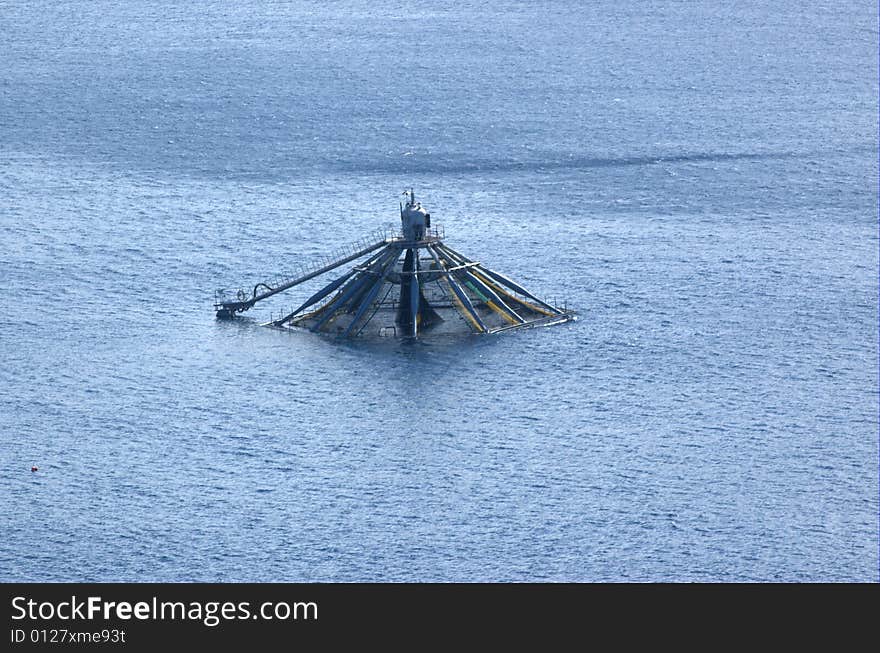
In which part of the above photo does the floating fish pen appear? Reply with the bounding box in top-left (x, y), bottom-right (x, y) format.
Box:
top-left (214, 191), bottom-right (576, 338)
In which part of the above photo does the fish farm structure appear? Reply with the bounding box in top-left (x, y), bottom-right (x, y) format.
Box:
top-left (214, 191), bottom-right (576, 338)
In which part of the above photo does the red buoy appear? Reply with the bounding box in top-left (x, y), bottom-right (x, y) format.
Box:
top-left (31, 466), bottom-right (38, 472)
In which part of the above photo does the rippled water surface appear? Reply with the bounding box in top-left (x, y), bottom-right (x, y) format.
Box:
top-left (1, 1), bottom-right (877, 581)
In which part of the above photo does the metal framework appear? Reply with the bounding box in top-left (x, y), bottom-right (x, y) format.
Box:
top-left (214, 191), bottom-right (576, 338)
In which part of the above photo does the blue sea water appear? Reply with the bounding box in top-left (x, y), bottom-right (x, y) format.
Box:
top-left (1, 0), bottom-right (877, 582)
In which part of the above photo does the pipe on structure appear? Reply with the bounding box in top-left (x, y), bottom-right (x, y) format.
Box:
top-left (440, 244), bottom-right (561, 316)
top-left (271, 247), bottom-right (390, 327)
top-left (436, 243), bottom-right (558, 318)
top-left (341, 246), bottom-right (402, 338)
top-left (216, 238), bottom-right (388, 317)
top-left (395, 246), bottom-right (440, 338)
top-left (426, 245), bottom-right (487, 333)
top-left (309, 248), bottom-right (400, 332)
top-left (409, 248), bottom-right (420, 338)
top-left (433, 245), bottom-right (524, 325)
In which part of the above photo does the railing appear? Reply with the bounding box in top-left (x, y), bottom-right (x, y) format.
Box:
top-left (214, 226), bottom-right (400, 305)
top-left (383, 224), bottom-right (446, 243)
top-left (214, 224), bottom-right (450, 308)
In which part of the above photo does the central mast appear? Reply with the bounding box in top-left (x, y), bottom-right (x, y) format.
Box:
top-left (397, 189), bottom-right (438, 337)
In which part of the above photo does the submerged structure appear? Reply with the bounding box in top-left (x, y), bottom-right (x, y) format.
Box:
top-left (214, 191), bottom-right (575, 338)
